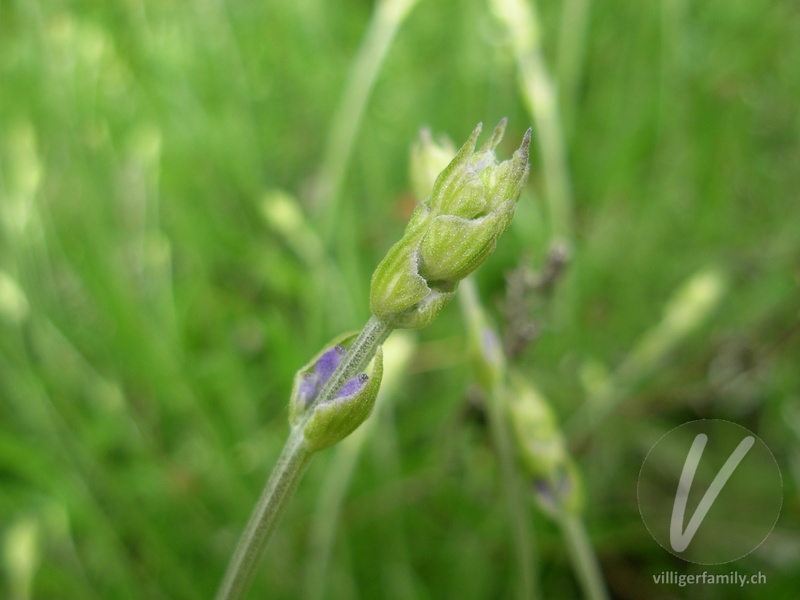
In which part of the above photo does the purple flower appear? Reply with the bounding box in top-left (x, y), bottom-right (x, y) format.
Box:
top-left (298, 373), bottom-right (318, 406)
top-left (315, 345), bottom-right (346, 381)
top-left (335, 373), bottom-right (369, 399)
top-left (532, 470), bottom-right (572, 513)
top-left (296, 344), bottom-right (372, 407)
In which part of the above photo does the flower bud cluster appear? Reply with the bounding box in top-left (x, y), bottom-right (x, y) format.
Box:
top-left (370, 120), bottom-right (531, 329)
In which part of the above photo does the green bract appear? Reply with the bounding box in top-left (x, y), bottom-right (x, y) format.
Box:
top-left (418, 202), bottom-right (516, 282)
top-left (370, 120), bottom-right (530, 329)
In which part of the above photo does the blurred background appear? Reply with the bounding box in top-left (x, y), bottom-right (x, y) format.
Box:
top-left (1, 0), bottom-right (798, 598)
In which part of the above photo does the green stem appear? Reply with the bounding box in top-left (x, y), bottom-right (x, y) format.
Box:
top-left (215, 428), bottom-right (313, 600)
top-left (493, 0), bottom-right (574, 245)
top-left (303, 332), bottom-right (416, 600)
top-left (559, 515), bottom-right (609, 600)
top-left (216, 316), bottom-right (393, 600)
top-left (492, 0), bottom-right (578, 328)
top-left (459, 279), bottom-right (539, 600)
top-left (316, 0), bottom-right (420, 237)
top-left (302, 435), bottom-right (364, 600)
top-left (556, 0), bottom-right (593, 135)
top-left (487, 381), bottom-right (539, 600)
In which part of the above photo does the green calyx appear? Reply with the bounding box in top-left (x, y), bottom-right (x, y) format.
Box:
top-left (288, 331), bottom-right (386, 453)
top-left (288, 331), bottom-right (359, 426)
top-left (368, 234), bottom-right (430, 317)
top-left (302, 348), bottom-right (384, 452)
top-left (418, 200), bottom-right (516, 282)
top-left (370, 120), bottom-right (530, 329)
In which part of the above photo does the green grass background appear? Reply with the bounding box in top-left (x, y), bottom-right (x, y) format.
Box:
top-left (1, 0), bottom-right (798, 598)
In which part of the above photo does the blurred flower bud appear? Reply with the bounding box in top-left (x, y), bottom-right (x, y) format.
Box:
top-left (370, 120), bottom-right (531, 329)
top-left (507, 373), bottom-right (584, 516)
top-left (410, 129), bottom-right (455, 201)
top-left (531, 460), bottom-right (583, 519)
top-left (621, 267), bottom-right (726, 381)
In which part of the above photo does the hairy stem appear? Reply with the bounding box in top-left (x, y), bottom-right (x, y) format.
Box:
top-left (216, 316), bottom-right (393, 600)
top-left (215, 428), bottom-right (313, 600)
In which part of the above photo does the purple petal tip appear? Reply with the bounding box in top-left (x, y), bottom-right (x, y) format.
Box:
top-left (315, 344), bottom-right (346, 382)
top-left (335, 373), bottom-right (369, 399)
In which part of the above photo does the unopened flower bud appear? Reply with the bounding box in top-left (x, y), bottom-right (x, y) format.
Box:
top-left (460, 278), bottom-right (506, 390)
top-left (302, 349), bottom-right (383, 452)
top-left (288, 332), bottom-right (385, 452)
top-left (417, 200), bottom-right (516, 282)
top-left (410, 129), bottom-right (456, 201)
top-left (532, 462), bottom-right (582, 518)
top-left (290, 335), bottom-right (355, 424)
top-left (370, 120), bottom-right (531, 329)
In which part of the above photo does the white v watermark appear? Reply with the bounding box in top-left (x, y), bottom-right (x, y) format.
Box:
top-left (638, 419), bottom-right (782, 564)
top-left (670, 433), bottom-right (755, 552)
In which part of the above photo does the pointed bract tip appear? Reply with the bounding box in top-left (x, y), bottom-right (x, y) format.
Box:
top-left (451, 122), bottom-right (483, 165)
top-left (480, 118), bottom-right (508, 152)
top-left (468, 122), bottom-right (484, 146)
top-left (516, 128), bottom-right (532, 161)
